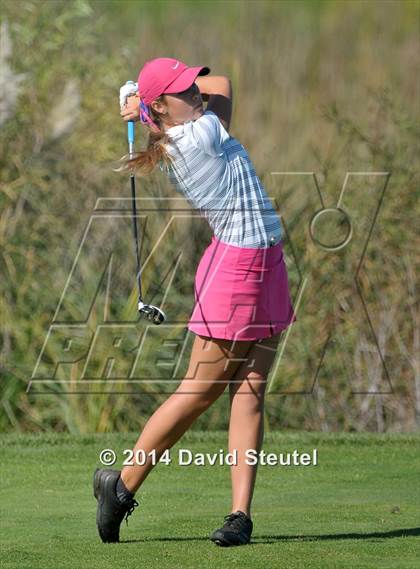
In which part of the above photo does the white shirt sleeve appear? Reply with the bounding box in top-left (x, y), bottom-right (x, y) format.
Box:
top-left (187, 110), bottom-right (230, 157)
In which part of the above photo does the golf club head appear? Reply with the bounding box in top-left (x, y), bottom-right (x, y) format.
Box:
top-left (138, 301), bottom-right (166, 325)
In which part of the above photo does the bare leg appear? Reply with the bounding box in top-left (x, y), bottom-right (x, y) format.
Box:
top-left (121, 334), bottom-right (253, 493)
top-left (228, 332), bottom-right (282, 517)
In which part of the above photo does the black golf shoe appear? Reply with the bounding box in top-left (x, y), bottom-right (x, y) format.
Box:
top-left (93, 468), bottom-right (139, 543)
top-left (209, 510), bottom-right (253, 546)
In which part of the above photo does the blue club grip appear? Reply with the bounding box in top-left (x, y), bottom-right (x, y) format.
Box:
top-left (127, 121), bottom-right (135, 145)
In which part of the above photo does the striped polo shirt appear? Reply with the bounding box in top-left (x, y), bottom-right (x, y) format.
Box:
top-left (159, 110), bottom-right (283, 248)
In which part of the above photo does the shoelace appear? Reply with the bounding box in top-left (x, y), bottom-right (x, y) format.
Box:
top-left (223, 512), bottom-right (248, 532)
top-left (123, 498), bottom-right (139, 525)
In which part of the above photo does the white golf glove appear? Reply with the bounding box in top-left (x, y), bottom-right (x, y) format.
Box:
top-left (119, 81), bottom-right (138, 110)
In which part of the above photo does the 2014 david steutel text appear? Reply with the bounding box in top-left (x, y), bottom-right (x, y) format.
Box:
top-left (107, 448), bottom-right (318, 467)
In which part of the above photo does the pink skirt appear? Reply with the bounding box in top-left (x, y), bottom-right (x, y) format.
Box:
top-left (187, 235), bottom-right (297, 341)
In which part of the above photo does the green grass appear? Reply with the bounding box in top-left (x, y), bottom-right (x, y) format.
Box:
top-left (1, 432), bottom-right (419, 568)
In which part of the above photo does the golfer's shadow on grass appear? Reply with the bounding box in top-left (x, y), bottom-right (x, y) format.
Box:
top-left (121, 527), bottom-right (420, 544)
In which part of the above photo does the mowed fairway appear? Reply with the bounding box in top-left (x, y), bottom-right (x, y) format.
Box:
top-left (1, 431), bottom-right (419, 569)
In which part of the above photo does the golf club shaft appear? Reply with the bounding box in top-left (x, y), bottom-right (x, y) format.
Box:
top-left (128, 120), bottom-right (143, 302)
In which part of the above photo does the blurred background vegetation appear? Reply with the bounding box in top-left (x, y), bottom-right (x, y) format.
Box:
top-left (1, 0), bottom-right (419, 433)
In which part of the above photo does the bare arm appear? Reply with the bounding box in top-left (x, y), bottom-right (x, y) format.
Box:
top-left (195, 75), bottom-right (233, 132)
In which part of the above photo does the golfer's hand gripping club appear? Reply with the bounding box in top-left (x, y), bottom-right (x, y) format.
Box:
top-left (119, 80), bottom-right (138, 110)
top-left (125, 82), bottom-right (166, 325)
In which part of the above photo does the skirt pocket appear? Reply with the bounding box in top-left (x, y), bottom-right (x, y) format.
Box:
top-left (235, 241), bottom-right (285, 273)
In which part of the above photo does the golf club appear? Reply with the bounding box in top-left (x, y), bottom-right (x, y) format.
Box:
top-left (126, 95), bottom-right (166, 325)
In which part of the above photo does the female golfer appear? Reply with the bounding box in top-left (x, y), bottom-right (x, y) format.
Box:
top-left (93, 57), bottom-right (297, 547)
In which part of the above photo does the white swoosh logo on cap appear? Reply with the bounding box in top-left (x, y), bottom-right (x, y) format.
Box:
top-left (171, 61), bottom-right (180, 69)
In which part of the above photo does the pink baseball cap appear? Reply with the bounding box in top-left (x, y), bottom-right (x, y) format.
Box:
top-left (137, 57), bottom-right (210, 105)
